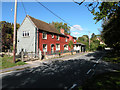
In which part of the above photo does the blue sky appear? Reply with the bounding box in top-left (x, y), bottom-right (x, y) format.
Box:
top-left (2, 2), bottom-right (102, 38)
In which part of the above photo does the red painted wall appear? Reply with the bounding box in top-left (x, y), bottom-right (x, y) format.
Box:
top-left (38, 31), bottom-right (68, 53)
top-left (38, 30), bottom-right (77, 53)
top-left (67, 35), bottom-right (77, 51)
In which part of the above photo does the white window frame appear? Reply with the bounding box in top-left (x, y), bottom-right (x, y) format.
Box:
top-left (56, 35), bottom-right (59, 40)
top-left (56, 44), bottom-right (60, 51)
top-left (64, 44), bottom-right (68, 50)
top-left (51, 34), bottom-right (54, 39)
top-left (74, 39), bottom-right (76, 42)
top-left (66, 38), bottom-right (68, 42)
top-left (43, 44), bottom-right (47, 52)
top-left (23, 31), bottom-right (30, 37)
top-left (42, 32), bottom-right (47, 39)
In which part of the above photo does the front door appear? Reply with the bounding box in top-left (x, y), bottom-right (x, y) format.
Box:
top-left (51, 44), bottom-right (54, 54)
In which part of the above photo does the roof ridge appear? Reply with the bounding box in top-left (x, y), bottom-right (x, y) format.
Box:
top-left (27, 15), bottom-right (49, 25)
top-left (26, 15), bottom-right (68, 37)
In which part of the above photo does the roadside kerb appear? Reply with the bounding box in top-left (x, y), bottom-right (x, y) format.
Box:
top-left (0, 52), bottom-right (88, 74)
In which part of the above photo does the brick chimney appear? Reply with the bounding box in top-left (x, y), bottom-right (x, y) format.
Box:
top-left (60, 28), bottom-right (64, 34)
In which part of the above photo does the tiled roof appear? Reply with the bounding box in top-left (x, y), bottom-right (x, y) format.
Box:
top-left (27, 15), bottom-right (67, 37)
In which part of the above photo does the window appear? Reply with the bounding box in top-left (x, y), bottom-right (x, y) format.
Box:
top-left (66, 38), bottom-right (67, 42)
top-left (23, 31), bottom-right (24, 37)
top-left (74, 39), bottom-right (76, 42)
top-left (43, 44), bottom-right (47, 52)
top-left (42, 32), bottom-right (47, 39)
top-left (56, 35), bottom-right (59, 40)
top-left (23, 31), bottom-right (30, 37)
top-left (56, 44), bottom-right (60, 51)
top-left (51, 34), bottom-right (54, 38)
top-left (64, 44), bottom-right (68, 50)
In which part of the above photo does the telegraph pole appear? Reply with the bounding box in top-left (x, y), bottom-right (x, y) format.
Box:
top-left (88, 31), bottom-right (90, 50)
top-left (13, 0), bottom-right (17, 63)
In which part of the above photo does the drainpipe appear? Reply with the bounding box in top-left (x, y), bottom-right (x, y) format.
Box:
top-left (37, 28), bottom-right (39, 56)
top-left (35, 27), bottom-right (39, 57)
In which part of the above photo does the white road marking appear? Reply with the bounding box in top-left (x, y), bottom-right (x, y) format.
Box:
top-left (69, 84), bottom-right (77, 90)
top-left (98, 55), bottom-right (103, 61)
top-left (86, 69), bottom-right (92, 74)
top-left (93, 64), bottom-right (96, 67)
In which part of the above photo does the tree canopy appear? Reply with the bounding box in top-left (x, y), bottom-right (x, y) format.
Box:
top-left (50, 21), bottom-right (71, 35)
top-left (92, 2), bottom-right (120, 23)
top-left (77, 34), bottom-right (101, 51)
top-left (1, 21), bottom-right (20, 52)
top-left (92, 2), bottom-right (120, 51)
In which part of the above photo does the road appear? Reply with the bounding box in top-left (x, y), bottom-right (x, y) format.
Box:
top-left (1, 51), bottom-right (119, 89)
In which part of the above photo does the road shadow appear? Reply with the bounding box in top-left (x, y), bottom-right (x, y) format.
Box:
top-left (1, 51), bottom-right (120, 89)
top-left (2, 59), bottom-right (95, 89)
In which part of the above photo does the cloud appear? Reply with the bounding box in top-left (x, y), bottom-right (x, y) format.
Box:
top-left (70, 25), bottom-right (83, 31)
top-left (72, 32), bottom-right (80, 35)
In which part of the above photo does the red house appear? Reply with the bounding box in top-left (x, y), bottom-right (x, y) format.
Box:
top-left (17, 15), bottom-right (77, 55)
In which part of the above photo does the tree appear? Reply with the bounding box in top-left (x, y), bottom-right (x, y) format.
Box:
top-left (77, 35), bottom-right (89, 51)
top-left (77, 34), bottom-right (100, 51)
top-left (91, 33), bottom-right (96, 39)
top-left (92, 2), bottom-right (120, 23)
top-left (92, 2), bottom-right (120, 51)
top-left (68, 40), bottom-right (73, 54)
top-left (1, 21), bottom-right (20, 52)
top-left (50, 21), bottom-right (70, 35)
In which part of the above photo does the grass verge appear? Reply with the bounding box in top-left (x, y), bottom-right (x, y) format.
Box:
top-left (0, 55), bottom-right (26, 69)
top-left (102, 51), bottom-right (120, 64)
top-left (79, 71), bottom-right (120, 90)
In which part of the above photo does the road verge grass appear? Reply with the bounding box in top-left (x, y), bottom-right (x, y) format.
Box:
top-left (0, 55), bottom-right (26, 69)
top-left (79, 71), bottom-right (120, 90)
top-left (102, 51), bottom-right (120, 64)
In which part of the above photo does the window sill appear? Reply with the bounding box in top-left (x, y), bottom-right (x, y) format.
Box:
top-left (23, 36), bottom-right (30, 38)
top-left (42, 38), bottom-right (47, 40)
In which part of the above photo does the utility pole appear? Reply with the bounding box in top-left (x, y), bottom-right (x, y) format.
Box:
top-left (13, 0), bottom-right (17, 63)
top-left (88, 31), bottom-right (90, 50)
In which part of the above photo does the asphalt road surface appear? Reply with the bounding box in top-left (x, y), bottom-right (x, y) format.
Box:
top-left (1, 51), bottom-right (120, 89)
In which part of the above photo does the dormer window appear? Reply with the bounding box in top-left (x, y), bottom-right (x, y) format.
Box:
top-left (42, 32), bottom-right (47, 39)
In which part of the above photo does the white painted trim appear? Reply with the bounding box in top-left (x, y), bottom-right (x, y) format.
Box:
top-left (27, 15), bottom-right (37, 28)
top-left (17, 15), bottom-right (37, 32)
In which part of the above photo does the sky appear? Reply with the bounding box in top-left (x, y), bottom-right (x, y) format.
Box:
top-left (2, 1), bottom-right (102, 38)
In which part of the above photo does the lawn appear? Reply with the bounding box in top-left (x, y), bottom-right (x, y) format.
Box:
top-left (0, 55), bottom-right (26, 69)
top-left (102, 51), bottom-right (120, 64)
top-left (79, 71), bottom-right (120, 90)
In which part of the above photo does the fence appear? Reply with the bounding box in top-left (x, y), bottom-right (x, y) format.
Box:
top-left (16, 50), bottom-right (77, 61)
top-left (41, 50), bottom-right (75, 55)
top-left (16, 51), bottom-right (40, 62)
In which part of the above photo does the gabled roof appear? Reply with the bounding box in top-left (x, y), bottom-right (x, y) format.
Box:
top-left (27, 15), bottom-right (68, 37)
